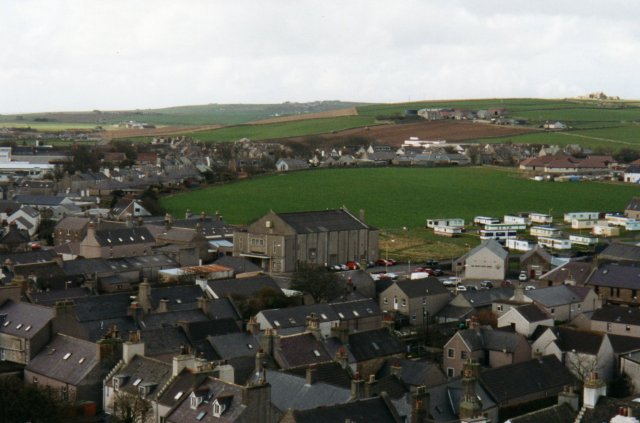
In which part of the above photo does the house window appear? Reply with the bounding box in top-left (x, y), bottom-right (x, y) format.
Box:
top-left (550, 308), bottom-right (555, 314)
top-left (422, 297), bottom-right (427, 305)
top-left (626, 325), bottom-right (631, 332)
top-left (461, 351), bottom-right (468, 359)
top-left (32, 376), bottom-right (38, 384)
top-left (497, 305), bottom-right (503, 312)
top-left (383, 297), bottom-right (388, 305)
top-left (402, 299), bottom-right (407, 307)
top-left (577, 304), bottom-right (581, 310)
top-left (607, 323), bottom-right (612, 332)
top-left (447, 368), bottom-right (454, 377)
top-left (447, 348), bottom-right (455, 358)
top-left (308, 248), bottom-right (317, 260)
top-left (412, 314), bottom-right (416, 321)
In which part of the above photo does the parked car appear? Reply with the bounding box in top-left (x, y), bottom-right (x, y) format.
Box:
top-left (455, 284), bottom-right (467, 292)
top-left (518, 272), bottom-right (528, 281)
top-left (425, 259), bottom-right (439, 267)
top-left (480, 281), bottom-right (494, 289)
top-left (525, 285), bottom-right (536, 291)
top-left (345, 261), bottom-right (360, 270)
top-left (465, 285), bottom-right (477, 291)
top-left (432, 269), bottom-right (444, 276)
top-left (376, 258), bottom-right (397, 266)
top-left (442, 279), bottom-right (457, 287)
top-left (414, 267), bottom-right (435, 275)
top-left (379, 272), bottom-right (399, 280)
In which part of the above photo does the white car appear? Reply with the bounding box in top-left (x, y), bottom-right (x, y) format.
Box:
top-left (525, 285), bottom-right (536, 291)
top-left (518, 272), bottom-right (528, 281)
top-left (455, 284), bottom-right (467, 293)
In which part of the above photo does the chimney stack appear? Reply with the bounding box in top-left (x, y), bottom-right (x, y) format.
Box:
top-left (305, 364), bottom-right (317, 386)
top-left (351, 372), bottom-right (364, 400)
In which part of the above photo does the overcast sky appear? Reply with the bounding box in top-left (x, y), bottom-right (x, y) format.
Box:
top-left (1, 1), bottom-right (639, 114)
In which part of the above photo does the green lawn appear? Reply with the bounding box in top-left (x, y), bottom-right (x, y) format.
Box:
top-left (188, 115), bottom-right (378, 142)
top-left (162, 167), bottom-right (638, 230)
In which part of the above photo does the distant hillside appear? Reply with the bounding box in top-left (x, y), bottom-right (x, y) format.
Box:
top-left (0, 101), bottom-right (370, 127)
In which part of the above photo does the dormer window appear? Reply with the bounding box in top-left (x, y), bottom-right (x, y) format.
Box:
top-left (190, 392), bottom-right (204, 410)
top-left (213, 400), bottom-right (226, 417)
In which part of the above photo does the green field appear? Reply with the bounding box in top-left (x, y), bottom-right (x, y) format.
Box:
top-left (162, 167), bottom-right (639, 230)
top-left (187, 115), bottom-right (378, 142)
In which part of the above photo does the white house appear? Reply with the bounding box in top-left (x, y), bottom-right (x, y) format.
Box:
top-left (623, 165), bottom-right (640, 183)
top-left (497, 303), bottom-right (554, 337)
top-left (275, 158), bottom-right (309, 172)
top-left (7, 205), bottom-right (41, 237)
top-left (455, 239), bottom-right (508, 281)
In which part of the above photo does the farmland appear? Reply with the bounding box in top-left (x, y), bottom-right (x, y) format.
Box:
top-left (162, 166), bottom-right (638, 230)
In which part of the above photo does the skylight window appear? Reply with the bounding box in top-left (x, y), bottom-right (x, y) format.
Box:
top-left (312, 350), bottom-right (321, 357)
top-left (352, 310), bottom-right (359, 317)
top-left (63, 352), bottom-right (72, 360)
top-left (130, 236), bottom-right (134, 241)
top-left (196, 411), bottom-right (207, 421)
top-left (107, 238), bottom-right (112, 243)
top-left (16, 323), bottom-right (22, 329)
top-left (2, 320), bottom-right (9, 327)
top-left (338, 313), bottom-right (345, 319)
top-left (320, 313), bottom-right (328, 320)
top-left (366, 308), bottom-right (373, 314)
top-left (247, 344), bottom-right (253, 349)
top-left (24, 325), bottom-right (31, 331)
top-left (118, 237), bottom-right (123, 242)
top-left (174, 391), bottom-right (184, 400)
top-left (289, 318), bottom-right (296, 324)
top-left (274, 320), bottom-right (281, 327)
top-left (372, 342), bottom-right (380, 351)
top-left (133, 378), bottom-right (142, 386)
top-left (141, 236), bottom-right (145, 240)
top-left (78, 357), bottom-right (85, 364)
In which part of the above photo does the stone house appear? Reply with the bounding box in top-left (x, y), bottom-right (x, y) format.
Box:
top-left (379, 277), bottom-right (450, 326)
top-left (0, 300), bottom-right (55, 364)
top-left (443, 324), bottom-right (531, 378)
top-left (586, 262), bottom-right (640, 305)
top-left (233, 209), bottom-right (378, 272)
top-left (455, 239), bottom-right (508, 281)
top-left (79, 221), bottom-right (155, 259)
top-left (590, 305), bottom-right (640, 338)
top-left (519, 245), bottom-right (554, 279)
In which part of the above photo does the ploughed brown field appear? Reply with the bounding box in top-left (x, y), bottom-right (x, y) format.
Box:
top-left (247, 107), bottom-right (359, 124)
top-left (103, 124), bottom-right (223, 139)
top-left (284, 119), bottom-right (536, 146)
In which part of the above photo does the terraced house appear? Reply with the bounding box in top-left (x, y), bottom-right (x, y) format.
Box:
top-left (233, 208), bottom-right (379, 272)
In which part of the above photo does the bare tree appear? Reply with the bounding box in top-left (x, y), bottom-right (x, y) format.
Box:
top-left (111, 392), bottom-right (153, 423)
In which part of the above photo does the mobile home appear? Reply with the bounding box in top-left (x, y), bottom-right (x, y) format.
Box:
top-left (474, 216), bottom-right (500, 226)
top-left (504, 215), bottom-right (530, 225)
top-left (426, 218), bottom-right (464, 229)
top-left (529, 213), bottom-right (553, 224)
top-left (564, 212), bottom-right (599, 223)
top-left (538, 237), bottom-right (572, 250)
top-left (571, 219), bottom-right (597, 230)
top-left (480, 229), bottom-right (517, 241)
top-left (569, 234), bottom-right (599, 246)
top-left (485, 223), bottom-right (527, 231)
top-left (434, 225), bottom-right (462, 237)
top-left (593, 224), bottom-right (620, 237)
top-left (530, 226), bottom-right (562, 238)
top-left (506, 238), bottom-right (533, 252)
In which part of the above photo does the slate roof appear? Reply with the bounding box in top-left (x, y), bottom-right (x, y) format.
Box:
top-left (72, 292), bottom-right (132, 322)
top-left (392, 277), bottom-right (449, 297)
top-left (55, 216), bottom-right (89, 231)
top-left (479, 355), bottom-right (575, 403)
top-left (206, 332), bottom-right (259, 360)
top-left (213, 256), bottom-right (262, 274)
top-left (581, 396), bottom-right (640, 423)
top-left (598, 242), bottom-right (640, 263)
top-left (377, 359), bottom-right (447, 388)
top-left (165, 377), bottom-right (248, 423)
top-left (525, 285), bottom-right (591, 307)
top-left (14, 194), bottom-right (66, 206)
top-left (141, 309), bottom-right (209, 330)
top-left (507, 402), bottom-right (576, 423)
top-left (520, 245), bottom-right (553, 264)
top-left (206, 275), bottom-right (280, 299)
top-left (276, 333), bottom-right (332, 368)
top-left (0, 300), bottom-right (55, 339)
top-left (330, 298), bottom-right (382, 321)
top-left (109, 355), bottom-right (172, 400)
top-left (457, 327), bottom-right (525, 353)
top-left (606, 333), bottom-right (640, 354)
top-left (258, 303), bottom-right (338, 330)
top-left (466, 239), bottom-right (508, 260)
top-left (626, 197), bottom-right (640, 212)
top-left (459, 287), bottom-right (514, 308)
top-left (156, 369), bottom-right (206, 408)
top-left (428, 377), bottom-right (497, 422)
top-left (587, 263), bottom-right (640, 289)
top-left (93, 226), bottom-right (154, 246)
top-left (0, 199), bottom-right (20, 214)
top-left (348, 328), bottom-right (404, 362)
top-left (591, 304), bottom-right (640, 326)
top-left (26, 333), bottom-right (99, 385)
top-left (286, 395), bottom-right (402, 423)
top-left (552, 327), bottom-right (604, 355)
top-left (202, 298), bottom-right (242, 321)
top-left (0, 249), bottom-right (57, 265)
top-left (62, 257), bottom-right (113, 277)
top-left (276, 209), bottom-right (369, 233)
top-left (284, 361), bottom-right (352, 389)
top-left (148, 284), bottom-right (204, 310)
top-left (29, 287), bottom-right (91, 307)
top-left (141, 326), bottom-right (190, 360)
top-left (514, 303), bottom-right (553, 323)
top-left (265, 369), bottom-right (351, 412)
top-left (540, 261), bottom-right (593, 285)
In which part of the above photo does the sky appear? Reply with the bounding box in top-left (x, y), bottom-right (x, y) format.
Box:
top-left (1, 0), bottom-right (639, 114)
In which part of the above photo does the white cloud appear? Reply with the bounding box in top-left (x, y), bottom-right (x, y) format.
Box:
top-left (0, 0), bottom-right (639, 113)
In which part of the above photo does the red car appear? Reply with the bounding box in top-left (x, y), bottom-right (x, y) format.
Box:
top-left (344, 261), bottom-right (361, 270)
top-left (375, 259), bottom-right (397, 266)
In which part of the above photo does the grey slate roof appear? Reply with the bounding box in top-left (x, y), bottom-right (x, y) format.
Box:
top-left (330, 298), bottom-right (381, 321)
top-left (284, 361), bottom-right (352, 389)
top-left (265, 369), bottom-right (351, 412)
top-left (514, 303), bottom-right (552, 323)
top-left (552, 327), bottom-right (604, 355)
top-left (348, 328), bottom-right (404, 362)
top-left (428, 378), bottom-right (497, 422)
top-left (606, 333), bottom-right (640, 354)
top-left (377, 359), bottom-right (447, 388)
top-left (93, 226), bottom-right (154, 246)
top-left (479, 355), bottom-right (576, 403)
top-left (598, 242), bottom-right (640, 263)
top-left (109, 354), bottom-right (172, 400)
top-left (213, 256), bottom-right (262, 274)
top-left (141, 326), bottom-right (190, 359)
top-left (520, 245), bottom-right (553, 264)
top-left (277, 332), bottom-right (332, 368)
top-left (507, 402), bottom-right (576, 423)
top-left (286, 395), bottom-right (402, 423)
top-left (14, 194), bottom-right (66, 206)
top-left (456, 327), bottom-right (524, 353)
top-left (581, 395), bottom-right (640, 423)
top-left (540, 261), bottom-right (593, 285)
top-left (0, 300), bottom-right (55, 339)
top-left (393, 277), bottom-right (449, 298)
top-left (587, 263), bottom-right (640, 289)
top-left (148, 284), bottom-right (204, 310)
top-left (459, 287), bottom-right (514, 308)
top-left (206, 332), bottom-right (259, 359)
top-left (591, 304), bottom-right (640, 326)
top-left (525, 285), bottom-right (591, 307)
top-left (277, 209), bottom-right (369, 233)
top-left (26, 333), bottom-right (99, 385)
top-left (141, 309), bottom-right (209, 330)
top-left (466, 239), bottom-right (508, 260)
top-left (206, 275), bottom-right (280, 299)
top-left (0, 249), bottom-right (58, 265)
top-left (259, 303), bottom-right (338, 330)
top-left (29, 287), bottom-right (91, 307)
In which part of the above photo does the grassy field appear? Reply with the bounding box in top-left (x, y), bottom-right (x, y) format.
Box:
top-left (187, 115), bottom-right (378, 142)
top-left (162, 167), bottom-right (637, 229)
